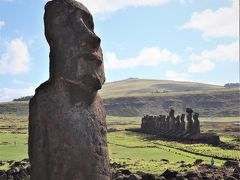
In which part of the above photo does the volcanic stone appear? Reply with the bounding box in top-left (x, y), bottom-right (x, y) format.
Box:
top-left (28, 0), bottom-right (110, 179)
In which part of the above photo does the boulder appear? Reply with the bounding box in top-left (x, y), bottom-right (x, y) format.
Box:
top-left (121, 169), bottom-right (132, 175)
top-left (224, 176), bottom-right (238, 180)
top-left (186, 171), bottom-right (200, 178)
top-left (224, 160), bottom-right (239, 168)
top-left (161, 169), bottom-right (178, 179)
top-left (128, 174), bottom-right (142, 180)
top-left (141, 173), bottom-right (156, 180)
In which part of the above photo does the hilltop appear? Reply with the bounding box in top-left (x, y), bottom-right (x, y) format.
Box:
top-left (99, 78), bottom-right (222, 99)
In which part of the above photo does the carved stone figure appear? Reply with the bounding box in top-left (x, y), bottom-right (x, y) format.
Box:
top-left (175, 115), bottom-right (181, 131)
top-left (29, 1), bottom-right (110, 179)
top-left (166, 115), bottom-right (170, 131)
top-left (186, 108), bottom-right (194, 133)
top-left (193, 112), bottom-right (200, 134)
top-left (180, 114), bottom-right (185, 132)
top-left (169, 109), bottom-right (175, 130)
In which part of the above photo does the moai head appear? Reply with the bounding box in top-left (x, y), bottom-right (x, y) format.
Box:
top-left (180, 114), bottom-right (185, 122)
top-left (169, 109), bottom-right (175, 117)
top-left (44, 0), bottom-right (105, 91)
top-left (193, 113), bottom-right (199, 121)
top-left (186, 108), bottom-right (193, 121)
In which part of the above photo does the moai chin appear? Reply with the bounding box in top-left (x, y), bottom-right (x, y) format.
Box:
top-left (28, 0), bottom-right (110, 179)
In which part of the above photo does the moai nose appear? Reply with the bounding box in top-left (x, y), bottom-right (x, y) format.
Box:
top-left (88, 31), bottom-right (101, 51)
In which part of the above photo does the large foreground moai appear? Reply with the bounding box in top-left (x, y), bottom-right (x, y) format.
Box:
top-left (28, 0), bottom-right (110, 179)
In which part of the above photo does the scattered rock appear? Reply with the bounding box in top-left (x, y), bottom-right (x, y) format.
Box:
top-left (176, 173), bottom-right (185, 180)
top-left (121, 169), bottom-right (132, 175)
top-left (161, 169), bottom-right (178, 179)
top-left (111, 162), bottom-right (123, 169)
top-left (224, 160), bottom-right (239, 168)
top-left (186, 171), bottom-right (200, 179)
top-left (141, 173), bottom-right (156, 180)
top-left (128, 174), bottom-right (142, 180)
top-left (225, 176), bottom-right (238, 180)
top-left (193, 159), bottom-right (203, 165)
top-left (233, 166), bottom-right (240, 174)
top-left (231, 173), bottom-right (240, 179)
top-left (161, 159), bottom-right (169, 163)
top-left (0, 170), bottom-right (5, 176)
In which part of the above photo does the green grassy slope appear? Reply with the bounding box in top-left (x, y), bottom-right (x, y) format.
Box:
top-left (100, 78), bottom-right (223, 99)
top-left (0, 79), bottom-right (239, 117)
top-left (104, 88), bottom-right (240, 117)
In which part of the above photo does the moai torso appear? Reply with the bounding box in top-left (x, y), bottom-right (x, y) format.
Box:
top-left (166, 116), bottom-right (170, 131)
top-left (186, 108), bottom-right (194, 133)
top-left (193, 113), bottom-right (200, 134)
top-left (162, 115), bottom-right (166, 130)
top-left (180, 114), bottom-right (186, 132)
top-left (169, 109), bottom-right (175, 130)
top-left (175, 115), bottom-right (181, 131)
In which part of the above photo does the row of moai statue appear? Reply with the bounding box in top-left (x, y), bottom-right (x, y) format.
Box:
top-left (141, 108), bottom-right (200, 137)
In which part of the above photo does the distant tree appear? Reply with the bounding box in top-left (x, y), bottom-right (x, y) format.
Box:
top-left (224, 83), bottom-right (240, 88)
top-left (13, 96), bottom-right (33, 101)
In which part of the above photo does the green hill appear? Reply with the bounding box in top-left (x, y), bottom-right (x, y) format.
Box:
top-left (99, 78), bottom-right (222, 99)
top-left (0, 78), bottom-right (239, 117)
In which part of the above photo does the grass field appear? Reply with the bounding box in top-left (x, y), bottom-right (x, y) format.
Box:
top-left (0, 133), bottom-right (27, 161)
top-left (0, 114), bottom-right (239, 173)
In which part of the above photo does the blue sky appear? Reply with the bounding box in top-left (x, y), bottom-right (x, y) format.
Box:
top-left (0, 0), bottom-right (239, 102)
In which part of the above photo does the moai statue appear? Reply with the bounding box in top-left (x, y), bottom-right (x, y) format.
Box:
top-left (193, 113), bottom-right (200, 134)
top-left (169, 109), bottom-right (175, 130)
top-left (180, 114), bottom-right (186, 132)
top-left (162, 115), bottom-right (166, 130)
top-left (29, 1), bottom-right (110, 179)
top-left (166, 115), bottom-right (170, 131)
top-left (157, 115), bottom-right (161, 131)
top-left (146, 115), bottom-right (150, 130)
top-left (141, 116), bottom-right (146, 130)
top-left (175, 115), bottom-right (181, 131)
top-left (186, 108), bottom-right (194, 133)
top-left (154, 116), bottom-right (157, 132)
top-left (148, 115), bottom-right (154, 133)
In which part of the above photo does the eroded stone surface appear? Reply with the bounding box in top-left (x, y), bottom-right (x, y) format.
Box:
top-left (28, 0), bottom-right (110, 179)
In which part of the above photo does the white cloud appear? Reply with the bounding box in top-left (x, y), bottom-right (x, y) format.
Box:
top-left (0, 86), bottom-right (35, 102)
top-left (0, 38), bottom-right (31, 75)
top-left (188, 59), bottom-right (215, 73)
top-left (181, 0), bottom-right (239, 38)
top-left (12, 79), bottom-right (30, 85)
top-left (105, 47), bottom-right (181, 69)
top-left (165, 70), bottom-right (189, 81)
top-left (0, 21), bottom-right (5, 29)
top-left (189, 41), bottom-right (239, 62)
top-left (74, 0), bottom-right (169, 14)
top-left (185, 46), bottom-right (194, 52)
top-left (179, 0), bottom-right (194, 4)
